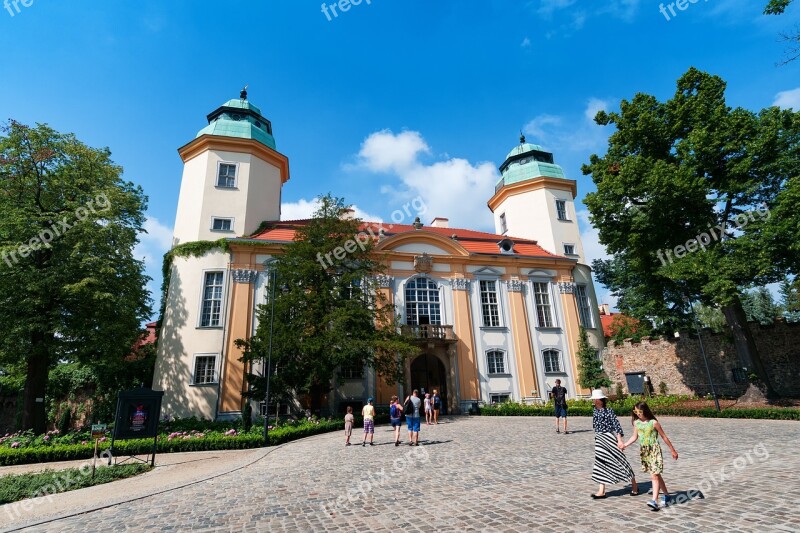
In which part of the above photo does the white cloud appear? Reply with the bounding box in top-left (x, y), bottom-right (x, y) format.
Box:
top-left (281, 198), bottom-right (383, 223)
top-left (773, 88), bottom-right (800, 109)
top-left (521, 37), bottom-right (532, 48)
top-left (356, 130), bottom-right (430, 173)
top-left (524, 98), bottom-right (612, 153)
top-left (354, 130), bottom-right (499, 231)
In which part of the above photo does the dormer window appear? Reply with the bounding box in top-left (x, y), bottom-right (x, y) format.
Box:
top-left (497, 238), bottom-right (515, 255)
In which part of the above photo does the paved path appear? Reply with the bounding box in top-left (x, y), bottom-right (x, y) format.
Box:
top-left (2, 416), bottom-right (798, 532)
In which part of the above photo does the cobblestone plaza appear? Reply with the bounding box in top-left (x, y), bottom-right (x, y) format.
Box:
top-left (3, 416), bottom-right (797, 532)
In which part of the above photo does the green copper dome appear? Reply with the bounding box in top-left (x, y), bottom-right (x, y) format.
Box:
top-left (496, 137), bottom-right (566, 189)
top-left (196, 89), bottom-right (276, 150)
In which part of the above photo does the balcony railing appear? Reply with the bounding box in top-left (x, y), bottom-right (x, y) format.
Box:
top-left (401, 324), bottom-right (457, 343)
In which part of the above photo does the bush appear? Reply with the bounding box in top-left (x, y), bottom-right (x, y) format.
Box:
top-left (477, 396), bottom-right (800, 421)
top-left (0, 417), bottom-right (348, 466)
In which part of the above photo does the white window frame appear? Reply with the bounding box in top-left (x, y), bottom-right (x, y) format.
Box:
top-left (532, 281), bottom-right (556, 328)
top-left (486, 350), bottom-right (507, 375)
top-left (489, 393), bottom-right (511, 404)
top-left (542, 349), bottom-right (563, 374)
top-left (191, 353), bottom-right (220, 385)
top-left (216, 161), bottom-right (239, 188)
top-left (479, 279), bottom-right (502, 328)
top-left (198, 270), bottom-right (225, 328)
top-left (563, 243), bottom-right (576, 256)
top-left (210, 216), bottom-right (234, 232)
top-left (499, 212), bottom-right (508, 234)
top-left (555, 199), bottom-right (569, 221)
top-left (576, 284), bottom-right (594, 328)
top-left (404, 276), bottom-right (442, 326)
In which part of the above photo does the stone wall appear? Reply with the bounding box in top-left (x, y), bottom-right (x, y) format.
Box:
top-left (603, 319), bottom-right (800, 398)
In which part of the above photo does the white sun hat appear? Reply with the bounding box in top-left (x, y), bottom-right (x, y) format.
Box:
top-left (590, 389), bottom-right (607, 400)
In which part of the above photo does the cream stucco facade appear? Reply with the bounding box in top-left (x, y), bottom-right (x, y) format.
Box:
top-left (153, 96), bottom-right (605, 419)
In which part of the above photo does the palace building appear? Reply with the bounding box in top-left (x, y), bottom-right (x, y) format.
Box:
top-left (152, 91), bottom-right (605, 419)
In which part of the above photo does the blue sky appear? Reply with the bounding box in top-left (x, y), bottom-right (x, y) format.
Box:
top-left (1, 0), bottom-right (798, 313)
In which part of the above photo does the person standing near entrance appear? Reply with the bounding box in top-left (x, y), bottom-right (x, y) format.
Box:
top-left (424, 393), bottom-right (433, 425)
top-left (404, 389), bottom-right (422, 446)
top-left (432, 389), bottom-right (441, 424)
top-left (552, 379), bottom-right (569, 434)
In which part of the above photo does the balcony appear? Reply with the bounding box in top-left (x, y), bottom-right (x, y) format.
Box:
top-left (401, 324), bottom-right (458, 344)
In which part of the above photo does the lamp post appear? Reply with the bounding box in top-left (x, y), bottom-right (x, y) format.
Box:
top-left (686, 297), bottom-right (721, 411)
top-left (263, 267), bottom-right (277, 443)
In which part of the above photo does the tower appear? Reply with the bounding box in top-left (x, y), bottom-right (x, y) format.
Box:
top-left (154, 90), bottom-right (290, 420)
top-left (488, 135), bottom-right (604, 391)
top-left (487, 135), bottom-right (583, 262)
top-left (172, 88), bottom-right (290, 245)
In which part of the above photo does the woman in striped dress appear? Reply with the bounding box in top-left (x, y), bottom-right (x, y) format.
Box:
top-left (590, 389), bottom-right (638, 499)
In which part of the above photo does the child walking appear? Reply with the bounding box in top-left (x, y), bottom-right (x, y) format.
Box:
top-left (424, 393), bottom-right (433, 425)
top-left (623, 402), bottom-right (679, 511)
top-left (389, 395), bottom-right (403, 446)
top-left (344, 406), bottom-right (354, 446)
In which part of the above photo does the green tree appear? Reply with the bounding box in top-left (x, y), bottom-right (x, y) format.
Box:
top-left (236, 195), bottom-right (418, 414)
top-left (741, 287), bottom-right (781, 325)
top-left (583, 68), bottom-right (800, 398)
top-left (577, 327), bottom-right (611, 389)
top-left (0, 121), bottom-right (151, 433)
top-left (694, 303), bottom-right (727, 333)
top-left (779, 275), bottom-right (800, 321)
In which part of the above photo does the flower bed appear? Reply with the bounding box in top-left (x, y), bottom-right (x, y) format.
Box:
top-left (0, 417), bottom-right (348, 467)
top-left (478, 395), bottom-right (800, 420)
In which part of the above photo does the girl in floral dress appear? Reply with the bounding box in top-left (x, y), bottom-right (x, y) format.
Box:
top-left (623, 402), bottom-right (679, 511)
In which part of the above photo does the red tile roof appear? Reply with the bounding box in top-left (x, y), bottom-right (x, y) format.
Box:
top-left (246, 220), bottom-right (566, 259)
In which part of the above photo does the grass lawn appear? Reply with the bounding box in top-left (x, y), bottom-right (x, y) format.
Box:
top-left (0, 463), bottom-right (151, 505)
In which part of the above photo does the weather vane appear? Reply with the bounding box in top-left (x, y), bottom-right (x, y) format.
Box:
top-left (240, 85), bottom-right (248, 100)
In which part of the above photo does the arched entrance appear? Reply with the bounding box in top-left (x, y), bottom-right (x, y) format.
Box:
top-left (410, 354), bottom-right (447, 414)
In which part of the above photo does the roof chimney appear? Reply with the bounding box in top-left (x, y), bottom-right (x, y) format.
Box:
top-left (599, 303), bottom-right (610, 316)
top-left (341, 208), bottom-right (356, 220)
top-left (430, 217), bottom-right (449, 228)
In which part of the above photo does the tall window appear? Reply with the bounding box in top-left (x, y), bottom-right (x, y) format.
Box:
top-left (486, 350), bottom-right (506, 374)
top-left (217, 163), bottom-right (237, 187)
top-left (556, 199), bottom-right (568, 221)
top-left (200, 272), bottom-right (224, 327)
top-left (193, 355), bottom-right (218, 385)
top-left (479, 280), bottom-right (501, 327)
top-left (576, 284), bottom-right (593, 328)
top-left (543, 349), bottom-right (562, 373)
top-left (499, 213), bottom-right (508, 234)
top-left (405, 277), bottom-right (441, 325)
top-left (211, 217), bottom-right (233, 232)
top-left (533, 282), bottom-right (554, 328)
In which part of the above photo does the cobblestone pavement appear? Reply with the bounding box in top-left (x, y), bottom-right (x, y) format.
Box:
top-left (5, 416), bottom-right (799, 532)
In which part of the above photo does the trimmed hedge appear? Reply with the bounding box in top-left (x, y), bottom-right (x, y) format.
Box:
top-left (478, 401), bottom-right (800, 420)
top-left (0, 421), bottom-right (346, 467)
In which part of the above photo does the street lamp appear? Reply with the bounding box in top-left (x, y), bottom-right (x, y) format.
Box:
top-left (685, 297), bottom-right (721, 411)
top-left (263, 267), bottom-right (277, 443)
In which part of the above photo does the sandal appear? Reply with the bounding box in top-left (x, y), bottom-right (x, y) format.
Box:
top-left (590, 493), bottom-right (607, 499)
top-left (630, 491), bottom-right (639, 496)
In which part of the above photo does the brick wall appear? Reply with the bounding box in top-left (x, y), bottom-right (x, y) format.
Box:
top-left (603, 319), bottom-right (800, 398)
